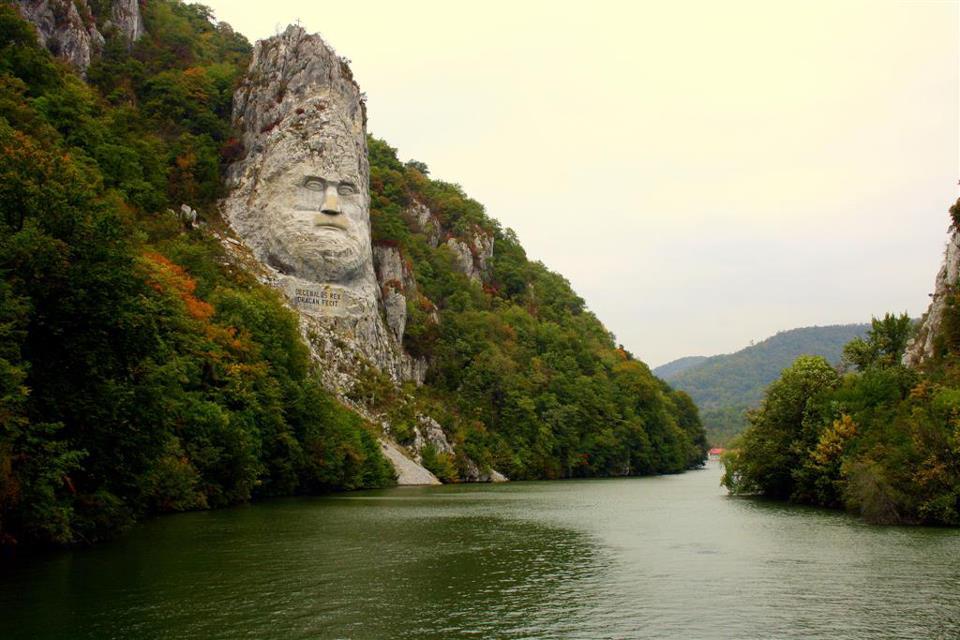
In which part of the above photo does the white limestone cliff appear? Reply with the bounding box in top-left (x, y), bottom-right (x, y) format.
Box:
top-left (903, 227), bottom-right (960, 367)
top-left (407, 198), bottom-right (493, 283)
top-left (16, 0), bottom-right (144, 74)
top-left (408, 201), bottom-right (442, 247)
top-left (373, 245), bottom-right (412, 343)
top-left (445, 231), bottom-right (494, 283)
top-left (107, 0), bottom-right (145, 45)
top-left (16, 0), bottom-right (103, 75)
top-left (406, 416), bottom-right (505, 482)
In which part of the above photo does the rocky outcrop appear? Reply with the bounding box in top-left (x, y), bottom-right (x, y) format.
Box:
top-left (407, 197), bottom-right (495, 284)
top-left (409, 416), bottom-right (507, 483)
top-left (107, 0), bottom-right (144, 45)
top-left (380, 284), bottom-right (407, 343)
top-left (464, 460), bottom-right (509, 483)
top-left (17, 0), bottom-right (104, 75)
top-left (446, 238), bottom-right (475, 281)
top-left (373, 245), bottom-right (417, 343)
top-left (410, 416), bottom-right (455, 463)
top-left (473, 231), bottom-right (494, 274)
top-left (445, 231), bottom-right (494, 283)
top-left (407, 201), bottom-right (441, 247)
top-left (373, 244), bottom-right (431, 384)
top-left (178, 204), bottom-right (199, 229)
top-left (903, 227), bottom-right (960, 367)
top-left (16, 0), bottom-right (144, 74)
top-left (374, 245), bottom-right (410, 294)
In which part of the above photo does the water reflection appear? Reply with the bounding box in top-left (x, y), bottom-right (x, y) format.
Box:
top-left (1, 490), bottom-right (604, 640)
top-left (2, 465), bottom-right (959, 639)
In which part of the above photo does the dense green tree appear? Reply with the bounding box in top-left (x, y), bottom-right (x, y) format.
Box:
top-left (721, 356), bottom-right (840, 498)
top-left (723, 295), bottom-right (960, 524)
top-left (842, 313), bottom-right (912, 371)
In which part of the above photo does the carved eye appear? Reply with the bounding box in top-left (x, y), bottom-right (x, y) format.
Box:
top-left (338, 183), bottom-right (357, 196)
top-left (304, 178), bottom-right (325, 191)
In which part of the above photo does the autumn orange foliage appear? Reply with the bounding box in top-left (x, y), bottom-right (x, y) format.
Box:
top-left (142, 251), bottom-right (214, 321)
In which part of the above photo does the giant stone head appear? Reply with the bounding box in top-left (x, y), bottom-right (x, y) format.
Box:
top-left (225, 26), bottom-right (374, 291)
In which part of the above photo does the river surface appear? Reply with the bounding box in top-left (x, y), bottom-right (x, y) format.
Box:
top-left (1, 462), bottom-right (958, 639)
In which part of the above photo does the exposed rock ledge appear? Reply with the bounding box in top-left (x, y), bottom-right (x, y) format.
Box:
top-left (17, 0), bottom-right (103, 75)
top-left (16, 0), bottom-right (145, 75)
top-left (903, 226), bottom-right (960, 367)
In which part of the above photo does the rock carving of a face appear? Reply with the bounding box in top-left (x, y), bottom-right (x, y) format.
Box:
top-left (226, 26), bottom-right (373, 293)
top-left (248, 118), bottom-right (371, 285)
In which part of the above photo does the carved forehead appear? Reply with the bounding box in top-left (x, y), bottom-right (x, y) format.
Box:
top-left (259, 142), bottom-right (363, 184)
top-left (257, 112), bottom-right (366, 185)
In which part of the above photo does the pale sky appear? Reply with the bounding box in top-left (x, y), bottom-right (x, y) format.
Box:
top-left (203, 0), bottom-right (959, 367)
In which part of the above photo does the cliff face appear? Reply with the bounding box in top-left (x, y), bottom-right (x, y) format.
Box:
top-left (108, 0), bottom-right (145, 45)
top-left (16, 0), bottom-right (103, 75)
top-left (15, 0), bottom-right (143, 74)
top-left (223, 26), bottom-right (419, 385)
top-left (223, 26), bottom-right (501, 484)
top-left (903, 227), bottom-right (960, 367)
top-left (446, 231), bottom-right (493, 283)
top-left (373, 245), bottom-right (416, 343)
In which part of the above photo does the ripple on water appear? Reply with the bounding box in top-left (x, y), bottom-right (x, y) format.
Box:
top-left (1, 464), bottom-right (959, 639)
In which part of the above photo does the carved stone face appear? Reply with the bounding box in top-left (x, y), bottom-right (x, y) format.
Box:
top-left (249, 133), bottom-right (371, 284)
top-left (225, 27), bottom-right (373, 295)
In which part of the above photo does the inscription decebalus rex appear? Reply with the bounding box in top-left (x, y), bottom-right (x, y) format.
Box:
top-left (294, 288), bottom-right (342, 308)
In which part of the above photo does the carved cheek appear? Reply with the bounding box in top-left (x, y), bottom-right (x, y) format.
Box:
top-left (341, 200), bottom-right (366, 225)
top-left (290, 187), bottom-right (315, 211)
top-left (256, 189), bottom-right (285, 219)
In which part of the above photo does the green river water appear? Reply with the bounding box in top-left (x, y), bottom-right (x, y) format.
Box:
top-left (1, 461), bottom-right (958, 639)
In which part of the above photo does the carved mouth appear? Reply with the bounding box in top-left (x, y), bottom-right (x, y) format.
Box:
top-left (314, 222), bottom-right (346, 231)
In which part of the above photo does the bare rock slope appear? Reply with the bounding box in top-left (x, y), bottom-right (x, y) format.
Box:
top-left (904, 227), bottom-right (960, 367)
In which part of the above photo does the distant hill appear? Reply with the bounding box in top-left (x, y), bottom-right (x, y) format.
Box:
top-left (660, 324), bottom-right (871, 445)
top-left (653, 356), bottom-right (708, 380)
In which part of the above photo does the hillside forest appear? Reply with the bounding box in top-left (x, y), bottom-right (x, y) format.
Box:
top-left (656, 324), bottom-right (870, 445)
top-left (0, 1), bottom-right (706, 549)
top-left (722, 299), bottom-right (960, 525)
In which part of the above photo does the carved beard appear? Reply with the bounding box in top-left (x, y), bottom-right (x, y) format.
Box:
top-left (236, 135), bottom-right (371, 285)
top-left (264, 226), bottom-right (367, 283)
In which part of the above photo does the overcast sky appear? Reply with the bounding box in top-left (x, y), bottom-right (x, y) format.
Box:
top-left (202, 0), bottom-right (959, 367)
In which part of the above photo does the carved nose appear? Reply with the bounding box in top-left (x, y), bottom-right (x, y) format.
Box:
top-left (321, 188), bottom-right (340, 215)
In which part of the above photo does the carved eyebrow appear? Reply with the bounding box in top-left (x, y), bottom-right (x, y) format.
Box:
top-left (302, 176), bottom-right (358, 191)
